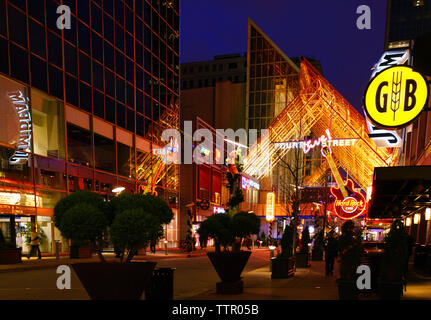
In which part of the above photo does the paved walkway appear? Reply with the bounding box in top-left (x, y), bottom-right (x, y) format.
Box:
top-left (189, 259), bottom-right (340, 300)
top-left (0, 249), bottom-right (209, 273)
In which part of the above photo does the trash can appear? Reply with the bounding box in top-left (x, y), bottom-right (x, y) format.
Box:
top-left (55, 241), bottom-right (62, 260)
top-left (145, 268), bottom-right (175, 300)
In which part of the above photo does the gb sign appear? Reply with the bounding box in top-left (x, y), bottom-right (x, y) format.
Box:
top-left (364, 66), bottom-right (429, 129)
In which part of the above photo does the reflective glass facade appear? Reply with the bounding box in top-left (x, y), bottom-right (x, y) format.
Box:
top-left (0, 0), bottom-right (180, 250)
top-left (246, 20), bottom-right (300, 132)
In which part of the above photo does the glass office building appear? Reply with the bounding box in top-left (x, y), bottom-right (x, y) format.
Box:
top-left (0, 0), bottom-right (180, 252)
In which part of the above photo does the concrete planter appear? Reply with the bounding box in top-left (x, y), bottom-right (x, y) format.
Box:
top-left (72, 261), bottom-right (156, 300)
top-left (0, 248), bottom-right (22, 264)
top-left (379, 280), bottom-right (403, 300)
top-left (295, 251), bottom-right (310, 268)
top-left (336, 278), bottom-right (358, 300)
top-left (207, 251), bottom-right (251, 294)
top-left (271, 257), bottom-right (295, 278)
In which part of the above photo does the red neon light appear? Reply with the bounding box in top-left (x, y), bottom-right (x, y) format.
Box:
top-left (330, 179), bottom-right (367, 220)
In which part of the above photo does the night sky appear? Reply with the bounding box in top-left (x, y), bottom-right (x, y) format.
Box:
top-left (180, 0), bottom-right (388, 114)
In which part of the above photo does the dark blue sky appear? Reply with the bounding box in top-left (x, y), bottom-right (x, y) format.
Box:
top-left (180, 0), bottom-right (388, 113)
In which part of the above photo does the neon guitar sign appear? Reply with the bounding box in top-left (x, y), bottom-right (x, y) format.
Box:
top-left (321, 146), bottom-right (366, 220)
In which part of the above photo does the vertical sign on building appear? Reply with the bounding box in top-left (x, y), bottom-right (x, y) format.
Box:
top-left (266, 192), bottom-right (275, 222)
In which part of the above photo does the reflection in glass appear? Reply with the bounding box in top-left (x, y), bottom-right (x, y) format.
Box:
top-left (68, 164), bottom-right (93, 192)
top-left (117, 142), bottom-right (135, 178)
top-left (34, 156), bottom-right (66, 190)
top-left (31, 90), bottom-right (66, 159)
top-left (0, 146), bottom-right (33, 184)
top-left (67, 123), bottom-right (93, 167)
top-left (94, 134), bottom-right (115, 173)
top-left (0, 75), bottom-right (31, 156)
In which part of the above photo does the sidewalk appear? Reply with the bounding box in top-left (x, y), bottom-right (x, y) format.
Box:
top-left (0, 249), bottom-right (209, 274)
top-left (186, 260), bottom-right (340, 300)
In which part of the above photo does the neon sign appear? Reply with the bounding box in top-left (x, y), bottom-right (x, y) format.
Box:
top-left (241, 176), bottom-right (260, 190)
top-left (266, 192), bottom-right (275, 222)
top-left (8, 91), bottom-right (32, 165)
top-left (274, 129), bottom-right (357, 154)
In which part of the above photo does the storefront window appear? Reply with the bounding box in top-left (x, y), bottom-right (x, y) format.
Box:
top-left (34, 156), bottom-right (67, 190)
top-left (199, 165), bottom-right (211, 200)
top-left (0, 146), bottom-right (33, 184)
top-left (67, 123), bottom-right (93, 167)
top-left (117, 142), bottom-right (135, 178)
top-left (31, 90), bottom-right (66, 159)
top-left (36, 189), bottom-right (66, 209)
top-left (0, 75), bottom-right (31, 153)
top-left (94, 133), bottom-right (115, 173)
top-left (0, 183), bottom-right (37, 211)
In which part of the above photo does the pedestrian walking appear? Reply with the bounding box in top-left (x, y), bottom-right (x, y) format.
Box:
top-left (192, 234), bottom-right (197, 251)
top-left (324, 230), bottom-right (338, 276)
top-left (150, 239), bottom-right (156, 254)
top-left (28, 228), bottom-right (42, 260)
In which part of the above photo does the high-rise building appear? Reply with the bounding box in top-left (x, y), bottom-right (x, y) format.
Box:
top-left (385, 0), bottom-right (431, 49)
top-left (0, 0), bottom-right (181, 251)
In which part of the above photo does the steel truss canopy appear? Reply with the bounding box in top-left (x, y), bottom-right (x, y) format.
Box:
top-left (368, 166), bottom-right (431, 219)
top-left (243, 58), bottom-right (398, 191)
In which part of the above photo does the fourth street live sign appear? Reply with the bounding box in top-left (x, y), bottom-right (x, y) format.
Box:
top-left (364, 66), bottom-right (429, 129)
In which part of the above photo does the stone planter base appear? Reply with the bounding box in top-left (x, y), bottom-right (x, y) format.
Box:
top-left (0, 248), bottom-right (22, 264)
top-left (271, 257), bottom-right (295, 278)
top-left (336, 279), bottom-right (358, 300)
top-left (379, 281), bottom-right (403, 300)
top-left (216, 280), bottom-right (244, 295)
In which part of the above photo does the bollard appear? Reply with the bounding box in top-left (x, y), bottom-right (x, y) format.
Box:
top-left (55, 240), bottom-right (61, 260)
top-left (269, 245), bottom-right (276, 272)
top-left (164, 240), bottom-right (168, 255)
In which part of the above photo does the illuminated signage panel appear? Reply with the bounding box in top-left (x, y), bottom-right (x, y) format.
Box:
top-left (266, 192), bottom-right (275, 222)
top-left (364, 66), bottom-right (429, 129)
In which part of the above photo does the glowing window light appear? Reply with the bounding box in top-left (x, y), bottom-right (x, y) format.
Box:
top-left (425, 208), bottom-right (430, 221)
top-left (406, 217), bottom-right (411, 227)
top-left (414, 214), bottom-right (420, 225)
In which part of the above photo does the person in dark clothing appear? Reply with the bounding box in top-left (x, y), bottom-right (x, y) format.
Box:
top-left (324, 231), bottom-right (338, 276)
top-left (405, 235), bottom-right (415, 274)
top-left (150, 240), bottom-right (156, 254)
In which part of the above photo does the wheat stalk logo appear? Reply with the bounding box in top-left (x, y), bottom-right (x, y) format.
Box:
top-left (391, 71), bottom-right (402, 121)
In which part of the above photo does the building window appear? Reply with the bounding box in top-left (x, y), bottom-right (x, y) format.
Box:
top-left (198, 66), bottom-right (203, 73)
top-left (198, 80), bottom-right (202, 88)
top-left (0, 75), bottom-right (31, 151)
top-left (67, 123), bottom-right (92, 167)
top-left (228, 63), bottom-right (238, 69)
top-left (218, 64), bottom-right (223, 71)
top-left (189, 80), bottom-right (194, 89)
top-left (31, 90), bottom-right (66, 160)
top-left (117, 142), bottom-right (135, 178)
top-left (94, 134), bottom-right (115, 173)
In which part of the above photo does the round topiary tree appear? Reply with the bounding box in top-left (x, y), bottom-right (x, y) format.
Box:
top-left (197, 213), bottom-right (234, 253)
top-left (279, 225), bottom-right (294, 258)
top-left (300, 226), bottom-right (311, 253)
top-left (231, 211), bottom-right (261, 252)
top-left (108, 192), bottom-right (173, 255)
top-left (110, 208), bottom-right (164, 262)
top-left (54, 191), bottom-right (108, 261)
top-left (55, 202), bottom-right (108, 261)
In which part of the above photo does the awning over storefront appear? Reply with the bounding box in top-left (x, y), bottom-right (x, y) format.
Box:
top-left (368, 166), bottom-right (431, 219)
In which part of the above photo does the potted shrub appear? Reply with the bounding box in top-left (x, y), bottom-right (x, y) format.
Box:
top-left (336, 220), bottom-right (363, 300)
top-left (0, 229), bottom-right (22, 264)
top-left (379, 219), bottom-right (408, 300)
top-left (54, 191), bottom-right (108, 260)
top-left (72, 193), bottom-right (173, 300)
top-left (312, 230), bottom-right (324, 261)
top-left (198, 211), bottom-right (260, 294)
top-left (271, 224), bottom-right (295, 278)
top-left (296, 226), bottom-right (311, 267)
